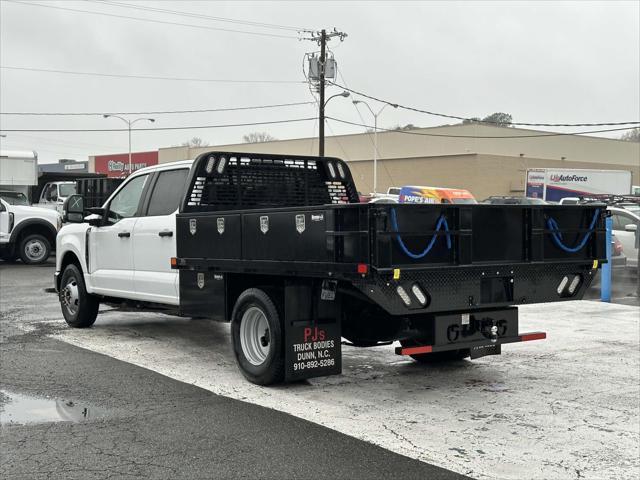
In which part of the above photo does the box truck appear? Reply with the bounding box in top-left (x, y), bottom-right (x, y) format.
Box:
top-left (525, 168), bottom-right (632, 202)
top-left (0, 150), bottom-right (38, 197)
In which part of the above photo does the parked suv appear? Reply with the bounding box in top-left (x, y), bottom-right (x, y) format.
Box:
top-left (0, 191), bottom-right (61, 264)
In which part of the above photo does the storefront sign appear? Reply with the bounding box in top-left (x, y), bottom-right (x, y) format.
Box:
top-left (94, 151), bottom-right (158, 178)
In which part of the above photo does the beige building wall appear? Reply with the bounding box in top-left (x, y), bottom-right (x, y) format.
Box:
top-left (90, 123), bottom-right (639, 198)
top-left (158, 123), bottom-right (639, 166)
top-left (349, 154), bottom-right (640, 199)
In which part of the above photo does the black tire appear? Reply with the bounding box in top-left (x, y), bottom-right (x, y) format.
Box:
top-left (59, 263), bottom-right (99, 328)
top-left (18, 234), bottom-right (51, 265)
top-left (400, 339), bottom-right (470, 363)
top-left (231, 288), bottom-right (285, 385)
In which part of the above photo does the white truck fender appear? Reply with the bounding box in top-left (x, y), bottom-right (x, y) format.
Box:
top-left (56, 224), bottom-right (95, 293)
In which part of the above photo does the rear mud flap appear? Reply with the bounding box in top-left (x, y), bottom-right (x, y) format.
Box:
top-left (284, 282), bottom-right (342, 382)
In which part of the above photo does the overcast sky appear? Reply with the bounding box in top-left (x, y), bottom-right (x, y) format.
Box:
top-left (1, 0), bottom-right (638, 164)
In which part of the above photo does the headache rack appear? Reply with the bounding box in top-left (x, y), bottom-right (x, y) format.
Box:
top-left (181, 151), bottom-right (359, 213)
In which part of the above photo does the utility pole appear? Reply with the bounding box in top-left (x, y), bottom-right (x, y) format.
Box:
top-left (318, 29), bottom-right (326, 157)
top-left (304, 28), bottom-right (347, 157)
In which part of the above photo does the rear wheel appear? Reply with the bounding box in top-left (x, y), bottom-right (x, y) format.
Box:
top-left (231, 288), bottom-right (284, 385)
top-left (59, 264), bottom-right (99, 328)
top-left (400, 339), bottom-right (470, 363)
top-left (19, 234), bottom-right (51, 265)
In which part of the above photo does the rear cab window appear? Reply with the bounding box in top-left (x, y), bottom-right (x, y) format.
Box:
top-left (146, 169), bottom-right (189, 216)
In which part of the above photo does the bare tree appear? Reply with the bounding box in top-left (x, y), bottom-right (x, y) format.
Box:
top-left (181, 137), bottom-right (209, 148)
top-left (620, 127), bottom-right (640, 142)
top-left (243, 132), bottom-right (277, 143)
top-left (462, 113), bottom-right (513, 127)
top-left (391, 123), bottom-right (419, 131)
top-left (481, 112), bottom-right (513, 127)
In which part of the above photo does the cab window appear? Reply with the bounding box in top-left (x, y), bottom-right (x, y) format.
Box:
top-left (611, 212), bottom-right (636, 231)
top-left (107, 174), bottom-right (149, 224)
top-left (43, 184), bottom-right (58, 202)
top-left (146, 169), bottom-right (189, 216)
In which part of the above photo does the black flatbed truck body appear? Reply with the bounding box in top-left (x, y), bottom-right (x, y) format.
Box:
top-left (173, 151), bottom-right (606, 383)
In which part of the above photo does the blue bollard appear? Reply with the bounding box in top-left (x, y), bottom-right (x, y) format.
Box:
top-left (601, 215), bottom-right (612, 302)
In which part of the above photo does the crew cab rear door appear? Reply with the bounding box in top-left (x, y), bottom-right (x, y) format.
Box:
top-left (131, 167), bottom-right (189, 305)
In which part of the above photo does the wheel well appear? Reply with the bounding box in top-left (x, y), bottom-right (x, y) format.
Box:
top-left (57, 251), bottom-right (82, 290)
top-left (226, 274), bottom-right (285, 321)
top-left (15, 223), bottom-right (56, 249)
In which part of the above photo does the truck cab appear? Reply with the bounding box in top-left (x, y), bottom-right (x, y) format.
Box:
top-left (55, 161), bottom-right (192, 304)
top-left (38, 181), bottom-right (78, 214)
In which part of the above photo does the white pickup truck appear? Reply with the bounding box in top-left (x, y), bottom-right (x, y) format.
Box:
top-left (54, 152), bottom-right (605, 385)
top-left (55, 161), bottom-right (191, 321)
top-left (0, 191), bottom-right (61, 264)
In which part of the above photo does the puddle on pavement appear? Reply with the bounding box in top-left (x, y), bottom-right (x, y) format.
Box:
top-left (0, 390), bottom-right (103, 425)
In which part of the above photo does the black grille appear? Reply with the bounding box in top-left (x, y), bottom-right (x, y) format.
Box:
top-left (182, 152), bottom-right (359, 212)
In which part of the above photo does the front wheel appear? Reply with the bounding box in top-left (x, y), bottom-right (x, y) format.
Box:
top-left (59, 264), bottom-right (99, 328)
top-left (19, 234), bottom-right (51, 264)
top-left (231, 288), bottom-right (284, 385)
top-left (400, 339), bottom-right (470, 363)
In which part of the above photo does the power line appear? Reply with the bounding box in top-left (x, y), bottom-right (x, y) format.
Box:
top-left (4, 1), bottom-right (301, 39)
top-left (326, 117), bottom-right (638, 138)
top-left (0, 66), bottom-right (306, 85)
top-left (87, 0), bottom-right (313, 33)
top-left (1, 100), bottom-right (316, 116)
top-left (0, 117), bottom-right (316, 133)
top-left (329, 81), bottom-right (640, 128)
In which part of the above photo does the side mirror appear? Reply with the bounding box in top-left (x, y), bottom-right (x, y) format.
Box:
top-left (62, 194), bottom-right (85, 223)
top-left (625, 223), bottom-right (638, 232)
top-left (86, 207), bottom-right (106, 227)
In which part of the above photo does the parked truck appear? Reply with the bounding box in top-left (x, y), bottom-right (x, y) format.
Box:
top-left (35, 174), bottom-right (124, 214)
top-left (0, 150), bottom-right (38, 197)
top-left (56, 152), bottom-right (606, 385)
top-left (526, 168), bottom-right (632, 203)
top-left (1, 151), bottom-right (61, 264)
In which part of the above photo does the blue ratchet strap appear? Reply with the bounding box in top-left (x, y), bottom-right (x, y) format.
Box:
top-left (390, 208), bottom-right (452, 260)
top-left (546, 209), bottom-right (600, 253)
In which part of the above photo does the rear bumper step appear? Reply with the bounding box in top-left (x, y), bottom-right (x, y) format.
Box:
top-left (395, 331), bottom-right (547, 356)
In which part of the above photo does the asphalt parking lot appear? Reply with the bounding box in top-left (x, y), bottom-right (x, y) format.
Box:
top-left (1, 260), bottom-right (639, 479)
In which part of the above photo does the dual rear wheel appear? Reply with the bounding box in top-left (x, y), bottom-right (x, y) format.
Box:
top-left (231, 288), bottom-right (285, 385)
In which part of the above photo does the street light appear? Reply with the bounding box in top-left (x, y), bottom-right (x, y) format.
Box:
top-left (103, 115), bottom-right (155, 176)
top-left (324, 90), bottom-right (350, 107)
top-left (319, 91), bottom-right (350, 156)
top-left (352, 100), bottom-right (398, 194)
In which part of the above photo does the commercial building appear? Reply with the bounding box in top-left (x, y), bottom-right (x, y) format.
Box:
top-left (89, 124), bottom-right (639, 199)
top-left (39, 159), bottom-right (88, 173)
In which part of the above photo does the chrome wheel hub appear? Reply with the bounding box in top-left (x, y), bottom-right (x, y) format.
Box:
top-left (239, 306), bottom-right (270, 366)
top-left (61, 277), bottom-right (80, 315)
top-left (24, 239), bottom-right (46, 262)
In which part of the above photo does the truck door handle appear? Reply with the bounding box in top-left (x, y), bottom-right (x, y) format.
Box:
top-left (118, 231), bottom-right (131, 238)
top-left (158, 230), bottom-right (173, 237)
